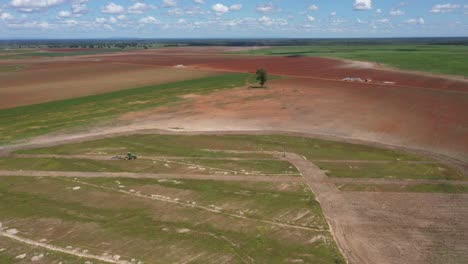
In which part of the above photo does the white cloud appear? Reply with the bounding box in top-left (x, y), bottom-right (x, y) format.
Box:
top-left (258, 16), bottom-right (287, 26)
top-left (10, 0), bottom-right (65, 12)
top-left (58, 10), bottom-right (71, 18)
top-left (212, 3), bottom-right (229, 14)
top-left (139, 16), bottom-right (159, 24)
top-left (354, 0), bottom-right (372, 11)
top-left (307, 16), bottom-right (315, 22)
top-left (430, 4), bottom-right (460, 14)
top-left (376, 8), bottom-right (382, 14)
top-left (389, 9), bottom-right (404, 16)
top-left (71, 0), bottom-right (88, 16)
top-left (308, 5), bottom-right (318, 11)
top-left (406, 17), bottom-right (424, 25)
top-left (194, 0), bottom-right (205, 4)
top-left (168, 7), bottom-right (205, 16)
top-left (128, 2), bottom-right (152, 14)
top-left (230, 4), bottom-right (242, 11)
top-left (375, 18), bottom-right (389, 23)
top-left (330, 12), bottom-right (337, 16)
top-left (8, 21), bottom-right (52, 29)
top-left (101, 2), bottom-right (125, 14)
top-left (256, 4), bottom-right (279, 13)
top-left (0, 12), bottom-right (14, 20)
top-left (95, 17), bottom-right (106, 23)
top-left (163, 0), bottom-right (177, 8)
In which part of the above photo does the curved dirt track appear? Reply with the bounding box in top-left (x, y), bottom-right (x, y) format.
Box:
top-left (2, 138), bottom-right (468, 264)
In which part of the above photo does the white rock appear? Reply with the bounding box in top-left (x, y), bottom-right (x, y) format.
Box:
top-left (31, 254), bottom-right (44, 261)
top-left (113, 255), bottom-right (121, 260)
top-left (15, 253), bottom-right (26, 259)
top-left (72, 186), bottom-right (81, 191)
top-left (6, 229), bottom-right (18, 235)
top-left (0, 248), bottom-right (5, 252)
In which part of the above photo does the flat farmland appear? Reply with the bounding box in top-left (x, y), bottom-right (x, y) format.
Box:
top-left (1, 133), bottom-right (467, 264)
top-left (0, 59), bottom-right (218, 109)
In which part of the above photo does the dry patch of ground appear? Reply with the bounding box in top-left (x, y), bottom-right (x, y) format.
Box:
top-left (0, 61), bottom-right (217, 109)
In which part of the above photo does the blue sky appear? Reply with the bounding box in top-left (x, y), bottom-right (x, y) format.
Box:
top-left (0, 0), bottom-right (467, 38)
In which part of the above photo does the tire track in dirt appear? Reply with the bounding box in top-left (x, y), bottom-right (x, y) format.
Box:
top-left (328, 177), bottom-right (468, 186)
top-left (0, 231), bottom-right (134, 264)
top-left (71, 178), bottom-right (328, 233)
top-left (0, 170), bottom-right (301, 183)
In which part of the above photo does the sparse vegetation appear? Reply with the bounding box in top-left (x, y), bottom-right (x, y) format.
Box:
top-left (240, 45), bottom-right (468, 76)
top-left (0, 73), bottom-right (250, 145)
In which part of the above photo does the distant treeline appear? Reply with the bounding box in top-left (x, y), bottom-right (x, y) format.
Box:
top-left (1, 37), bottom-right (467, 49)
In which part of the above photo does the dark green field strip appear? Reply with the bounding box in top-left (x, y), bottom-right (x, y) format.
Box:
top-left (318, 161), bottom-right (464, 180)
top-left (0, 73), bottom-right (250, 145)
top-left (337, 183), bottom-right (468, 194)
top-left (239, 45), bottom-right (468, 76)
top-left (0, 157), bottom-right (297, 175)
top-left (19, 134), bottom-right (426, 161)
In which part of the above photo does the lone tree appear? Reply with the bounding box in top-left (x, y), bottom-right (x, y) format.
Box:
top-left (256, 68), bottom-right (268, 87)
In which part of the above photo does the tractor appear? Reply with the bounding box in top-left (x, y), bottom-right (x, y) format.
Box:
top-left (111, 152), bottom-right (138, 160)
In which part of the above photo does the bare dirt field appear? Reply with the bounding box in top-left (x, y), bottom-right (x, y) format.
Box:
top-left (115, 75), bottom-right (468, 162)
top-left (2, 47), bottom-right (468, 264)
top-left (0, 60), bottom-right (217, 108)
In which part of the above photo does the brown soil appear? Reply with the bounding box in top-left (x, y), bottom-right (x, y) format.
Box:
top-left (0, 60), bottom-right (216, 109)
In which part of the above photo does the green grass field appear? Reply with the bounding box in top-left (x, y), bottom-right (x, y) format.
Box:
top-left (18, 134), bottom-right (464, 181)
top-left (0, 157), bottom-right (298, 175)
top-left (317, 162), bottom-right (464, 180)
top-left (0, 73), bottom-right (250, 145)
top-left (337, 183), bottom-right (468, 194)
top-left (239, 45), bottom-right (468, 76)
top-left (0, 65), bottom-right (24, 72)
top-left (20, 134), bottom-right (426, 161)
top-left (0, 176), bottom-right (345, 263)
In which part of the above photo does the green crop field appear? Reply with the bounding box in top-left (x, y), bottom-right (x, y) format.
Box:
top-left (0, 65), bottom-right (24, 72)
top-left (0, 176), bottom-right (345, 264)
top-left (337, 183), bottom-right (468, 194)
top-left (239, 45), bottom-right (468, 76)
top-left (18, 134), bottom-right (464, 182)
top-left (20, 134), bottom-right (426, 161)
top-left (0, 157), bottom-right (298, 176)
top-left (0, 73), bottom-right (251, 145)
top-left (317, 161), bottom-right (464, 180)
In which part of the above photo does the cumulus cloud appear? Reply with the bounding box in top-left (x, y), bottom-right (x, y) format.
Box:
top-left (307, 16), bottom-right (315, 22)
top-left (389, 9), bottom-right (404, 16)
top-left (212, 3), bottom-right (229, 14)
top-left (256, 4), bottom-right (280, 13)
top-left (308, 5), bottom-right (318, 11)
top-left (194, 0), bottom-right (205, 4)
top-left (1, 12), bottom-right (14, 20)
top-left (229, 4), bottom-right (242, 11)
top-left (354, 0), bottom-right (372, 11)
top-left (71, 0), bottom-right (88, 16)
top-left (139, 16), bottom-right (160, 24)
top-left (406, 17), bottom-right (424, 25)
top-left (128, 2), bottom-right (153, 14)
top-left (10, 0), bottom-right (66, 12)
top-left (211, 3), bottom-right (241, 15)
top-left (430, 4), bottom-right (460, 13)
top-left (101, 2), bottom-right (125, 14)
top-left (163, 0), bottom-right (177, 8)
top-left (58, 10), bottom-right (71, 18)
top-left (258, 16), bottom-right (287, 26)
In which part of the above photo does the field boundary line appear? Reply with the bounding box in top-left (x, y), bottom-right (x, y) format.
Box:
top-left (72, 178), bottom-right (328, 233)
top-left (0, 231), bottom-right (134, 264)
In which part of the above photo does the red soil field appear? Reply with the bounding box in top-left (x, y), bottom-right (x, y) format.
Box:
top-left (122, 76), bottom-right (468, 161)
